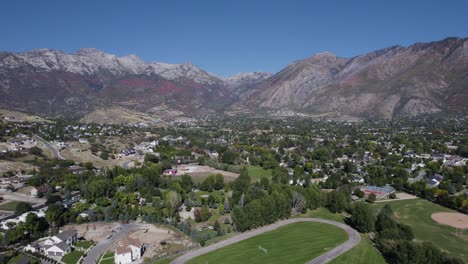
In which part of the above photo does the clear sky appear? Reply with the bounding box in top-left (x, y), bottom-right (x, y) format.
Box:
top-left (1, 0), bottom-right (467, 76)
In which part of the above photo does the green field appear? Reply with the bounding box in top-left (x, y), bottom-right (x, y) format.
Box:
top-left (0, 201), bottom-right (31, 211)
top-left (62, 251), bottom-right (84, 264)
top-left (374, 198), bottom-right (468, 262)
top-left (297, 208), bottom-right (386, 264)
top-left (99, 252), bottom-right (114, 264)
top-left (330, 234), bottom-right (386, 264)
top-left (75, 240), bottom-right (94, 249)
top-left (187, 222), bottom-right (347, 264)
top-left (195, 190), bottom-right (225, 201)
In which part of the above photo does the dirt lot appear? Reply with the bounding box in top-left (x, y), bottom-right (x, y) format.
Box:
top-left (59, 141), bottom-right (140, 168)
top-left (66, 223), bottom-right (194, 260)
top-left (0, 160), bottom-right (37, 175)
top-left (175, 164), bottom-right (239, 182)
top-left (110, 225), bottom-right (194, 260)
top-left (432, 212), bottom-right (468, 229)
top-left (65, 222), bottom-right (121, 241)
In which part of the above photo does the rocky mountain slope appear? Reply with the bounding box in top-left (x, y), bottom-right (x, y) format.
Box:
top-left (0, 37), bottom-right (466, 120)
top-left (236, 37), bottom-right (467, 119)
top-left (0, 48), bottom-right (269, 117)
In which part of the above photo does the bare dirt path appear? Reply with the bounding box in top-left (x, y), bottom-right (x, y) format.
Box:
top-left (170, 218), bottom-right (361, 264)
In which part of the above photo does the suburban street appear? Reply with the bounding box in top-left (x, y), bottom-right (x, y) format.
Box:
top-left (170, 218), bottom-right (361, 264)
top-left (33, 134), bottom-right (64, 160)
top-left (82, 223), bottom-right (144, 264)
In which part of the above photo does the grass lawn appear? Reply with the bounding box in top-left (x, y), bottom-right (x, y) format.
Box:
top-left (330, 234), bottom-right (386, 264)
top-left (75, 240), bottom-right (94, 249)
top-left (7, 254), bottom-right (33, 264)
top-left (62, 251), bottom-right (84, 264)
top-left (0, 201), bottom-right (31, 211)
top-left (100, 258), bottom-right (114, 264)
top-left (373, 198), bottom-right (468, 262)
top-left (228, 165), bottom-right (272, 182)
top-left (187, 222), bottom-right (348, 264)
top-left (99, 252), bottom-right (114, 264)
top-left (244, 165), bottom-right (272, 182)
top-left (195, 190), bottom-right (225, 201)
top-left (153, 255), bottom-right (180, 264)
top-left (296, 208), bottom-right (386, 264)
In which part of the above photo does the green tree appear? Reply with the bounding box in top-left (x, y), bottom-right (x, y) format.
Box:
top-left (221, 149), bottom-right (239, 164)
top-left (376, 204), bottom-right (397, 231)
top-left (350, 202), bottom-right (375, 233)
top-left (367, 193), bottom-right (377, 203)
top-left (15, 202), bottom-right (32, 216)
top-left (200, 205), bottom-right (211, 222)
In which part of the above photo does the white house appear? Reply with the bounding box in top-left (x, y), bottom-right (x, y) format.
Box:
top-left (45, 242), bottom-right (71, 257)
top-left (42, 229), bottom-right (78, 248)
top-left (114, 237), bottom-right (142, 264)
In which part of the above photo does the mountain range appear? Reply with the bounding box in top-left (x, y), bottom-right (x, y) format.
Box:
top-left (0, 37), bottom-right (466, 121)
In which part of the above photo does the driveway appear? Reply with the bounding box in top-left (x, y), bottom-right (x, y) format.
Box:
top-left (82, 223), bottom-right (144, 264)
top-left (171, 218), bottom-right (361, 264)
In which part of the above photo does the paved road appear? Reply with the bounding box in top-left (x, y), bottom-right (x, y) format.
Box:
top-left (33, 134), bottom-right (64, 160)
top-left (82, 223), bottom-right (144, 264)
top-left (171, 218), bottom-right (361, 264)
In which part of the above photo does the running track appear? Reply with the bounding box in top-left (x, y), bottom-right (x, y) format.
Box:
top-left (171, 218), bottom-right (361, 264)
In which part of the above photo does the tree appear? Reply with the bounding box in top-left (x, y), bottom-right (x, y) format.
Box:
top-left (166, 191), bottom-right (181, 219)
top-left (328, 191), bottom-right (350, 213)
top-left (349, 202), bottom-right (375, 233)
top-left (45, 194), bottom-right (62, 205)
top-left (144, 154), bottom-right (159, 163)
top-left (354, 189), bottom-right (365, 198)
top-left (292, 191), bottom-right (306, 213)
top-left (46, 203), bottom-right (64, 231)
top-left (221, 150), bottom-right (239, 164)
top-left (29, 146), bottom-right (44, 157)
top-left (214, 174), bottom-right (224, 190)
top-left (15, 202), bottom-right (32, 216)
top-left (194, 208), bottom-right (202, 222)
top-left (367, 193), bottom-right (377, 203)
top-left (376, 204), bottom-right (397, 231)
top-left (200, 205), bottom-right (211, 222)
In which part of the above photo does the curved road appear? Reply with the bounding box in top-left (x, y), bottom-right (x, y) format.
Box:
top-left (171, 218), bottom-right (361, 264)
top-left (33, 134), bottom-right (64, 160)
top-left (81, 223), bottom-right (143, 264)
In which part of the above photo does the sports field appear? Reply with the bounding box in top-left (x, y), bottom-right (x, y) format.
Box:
top-left (299, 208), bottom-right (386, 264)
top-left (374, 198), bottom-right (468, 262)
top-left (187, 222), bottom-right (347, 264)
top-left (330, 234), bottom-right (386, 264)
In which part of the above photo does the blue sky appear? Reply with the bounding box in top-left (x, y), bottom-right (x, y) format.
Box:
top-left (1, 0), bottom-right (467, 76)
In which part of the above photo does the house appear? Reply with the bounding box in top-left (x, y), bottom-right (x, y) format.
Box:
top-left (41, 229), bottom-right (77, 256)
top-left (55, 229), bottom-right (78, 245)
top-left (163, 169), bottom-right (177, 176)
top-left (68, 165), bottom-right (86, 175)
top-left (31, 184), bottom-right (53, 197)
top-left (24, 243), bottom-right (39, 253)
top-left (425, 178), bottom-right (440, 188)
top-left (45, 242), bottom-right (71, 257)
top-left (62, 195), bottom-right (80, 209)
top-left (114, 237), bottom-right (143, 264)
top-left (79, 209), bottom-right (94, 219)
top-left (43, 229), bottom-right (78, 246)
top-left (351, 175), bottom-right (365, 183)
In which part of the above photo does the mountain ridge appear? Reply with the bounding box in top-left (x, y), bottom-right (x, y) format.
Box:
top-left (0, 36), bottom-right (466, 120)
